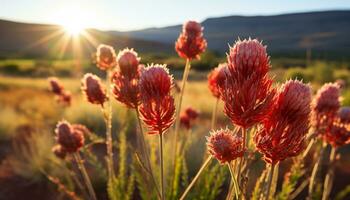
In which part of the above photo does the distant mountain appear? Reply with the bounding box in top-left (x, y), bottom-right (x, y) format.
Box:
top-left (0, 20), bottom-right (172, 58)
top-left (117, 10), bottom-right (350, 57)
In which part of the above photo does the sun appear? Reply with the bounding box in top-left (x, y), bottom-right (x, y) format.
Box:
top-left (62, 21), bottom-right (85, 36)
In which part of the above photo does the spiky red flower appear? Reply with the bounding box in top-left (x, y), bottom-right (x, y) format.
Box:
top-left (254, 80), bottom-right (312, 164)
top-left (96, 44), bottom-right (116, 70)
top-left (48, 77), bottom-right (64, 95)
top-left (52, 145), bottom-right (67, 159)
top-left (55, 121), bottom-right (84, 153)
top-left (323, 120), bottom-right (350, 147)
top-left (139, 64), bottom-right (175, 134)
top-left (221, 39), bottom-right (275, 128)
top-left (206, 128), bottom-right (244, 164)
top-left (208, 63), bottom-right (228, 98)
top-left (81, 73), bottom-right (107, 105)
top-left (312, 83), bottom-right (341, 136)
top-left (117, 48), bottom-right (140, 79)
top-left (185, 107), bottom-right (199, 120)
top-left (175, 21), bottom-right (207, 60)
top-left (339, 107), bottom-right (350, 123)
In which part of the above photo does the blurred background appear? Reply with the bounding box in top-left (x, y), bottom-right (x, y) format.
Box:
top-left (1, 0), bottom-right (350, 199)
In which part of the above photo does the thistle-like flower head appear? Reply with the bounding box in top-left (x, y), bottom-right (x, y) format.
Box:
top-left (48, 77), bottom-right (64, 95)
top-left (81, 73), bottom-right (107, 105)
top-left (55, 120), bottom-right (84, 153)
top-left (254, 80), bottom-right (311, 164)
top-left (208, 63), bottom-right (228, 98)
top-left (96, 44), bottom-right (116, 70)
top-left (117, 48), bottom-right (140, 79)
top-left (206, 128), bottom-right (244, 164)
top-left (313, 83), bottom-right (341, 114)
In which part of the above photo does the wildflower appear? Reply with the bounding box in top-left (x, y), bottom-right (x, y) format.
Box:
top-left (139, 64), bottom-right (175, 134)
top-left (323, 121), bottom-right (350, 147)
top-left (254, 80), bottom-right (312, 164)
top-left (175, 21), bottom-right (207, 60)
top-left (55, 121), bottom-right (84, 153)
top-left (206, 128), bottom-right (244, 164)
top-left (52, 145), bottom-right (67, 159)
top-left (117, 48), bottom-right (140, 79)
top-left (221, 39), bottom-right (275, 128)
top-left (96, 44), bottom-right (116, 70)
top-left (48, 77), bottom-right (64, 95)
top-left (312, 83), bottom-right (341, 136)
top-left (207, 63), bottom-right (228, 98)
top-left (180, 107), bottom-right (199, 129)
top-left (112, 49), bottom-right (142, 109)
top-left (72, 124), bottom-right (91, 137)
top-left (81, 73), bottom-right (107, 105)
top-left (180, 114), bottom-right (191, 130)
top-left (59, 91), bottom-right (72, 106)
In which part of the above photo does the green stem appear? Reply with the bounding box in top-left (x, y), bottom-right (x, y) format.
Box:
top-left (74, 153), bottom-right (97, 200)
top-left (265, 163), bottom-right (275, 200)
top-left (159, 133), bottom-right (165, 200)
top-left (211, 98), bottom-right (219, 130)
top-left (322, 146), bottom-right (337, 200)
top-left (179, 156), bottom-right (212, 200)
top-left (270, 163), bottom-right (279, 198)
top-left (228, 162), bottom-right (241, 200)
top-left (104, 69), bottom-right (114, 179)
top-left (308, 143), bottom-right (326, 196)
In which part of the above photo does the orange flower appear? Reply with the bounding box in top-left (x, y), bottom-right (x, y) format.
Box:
top-left (81, 73), bottom-right (107, 105)
top-left (254, 80), bottom-right (311, 164)
top-left (96, 44), bottom-right (116, 70)
top-left (207, 128), bottom-right (244, 164)
top-left (207, 63), bottom-right (228, 98)
top-left (221, 39), bottom-right (275, 128)
top-left (55, 121), bottom-right (84, 153)
top-left (139, 64), bottom-right (175, 134)
top-left (175, 21), bottom-right (207, 60)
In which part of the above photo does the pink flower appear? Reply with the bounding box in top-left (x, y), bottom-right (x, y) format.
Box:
top-left (55, 121), bottom-right (84, 153)
top-left (81, 73), bottom-right (107, 105)
top-left (175, 21), bottom-right (207, 60)
top-left (221, 39), bottom-right (275, 128)
top-left (117, 48), bottom-right (140, 79)
top-left (96, 44), bottom-right (116, 70)
top-left (323, 121), bottom-right (350, 147)
top-left (254, 80), bottom-right (312, 164)
top-left (139, 64), bottom-right (175, 135)
top-left (207, 63), bottom-right (228, 98)
top-left (206, 128), bottom-right (244, 164)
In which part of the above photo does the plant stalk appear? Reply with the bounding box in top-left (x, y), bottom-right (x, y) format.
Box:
top-left (228, 162), bottom-right (241, 200)
top-left (308, 142), bottom-right (326, 196)
top-left (159, 133), bottom-right (165, 200)
top-left (179, 156), bottom-right (212, 200)
top-left (74, 153), bottom-right (97, 200)
top-left (322, 146), bottom-right (337, 200)
top-left (265, 163), bottom-right (275, 200)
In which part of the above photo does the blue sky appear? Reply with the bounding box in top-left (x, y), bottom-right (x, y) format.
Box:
top-left (1, 0), bottom-right (349, 31)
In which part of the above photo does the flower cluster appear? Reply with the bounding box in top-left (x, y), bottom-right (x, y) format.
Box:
top-left (207, 63), bottom-right (228, 99)
top-left (139, 64), bottom-right (175, 134)
top-left (48, 77), bottom-right (72, 106)
top-left (112, 48), bottom-right (141, 108)
top-left (96, 44), bottom-right (116, 70)
top-left (81, 73), bottom-right (107, 105)
top-left (54, 120), bottom-right (85, 154)
top-left (220, 39), bottom-right (275, 128)
top-left (180, 107), bottom-right (199, 130)
top-left (175, 21), bottom-right (207, 60)
top-left (206, 128), bottom-right (244, 164)
top-left (254, 80), bottom-right (312, 164)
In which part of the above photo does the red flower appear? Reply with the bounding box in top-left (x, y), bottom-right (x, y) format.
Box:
top-left (117, 48), bottom-right (140, 79)
top-left (52, 145), bottom-right (67, 159)
top-left (81, 73), bottom-right (107, 105)
top-left (48, 77), bottom-right (64, 95)
top-left (180, 114), bottom-right (191, 130)
top-left (312, 83), bottom-right (341, 136)
top-left (221, 39), bottom-right (275, 128)
top-left (96, 44), bottom-right (116, 70)
top-left (175, 21), bottom-right (207, 60)
top-left (58, 91), bottom-right (72, 106)
top-left (55, 121), bottom-right (84, 153)
top-left (254, 80), bottom-right (312, 164)
top-left (206, 128), bottom-right (244, 164)
top-left (207, 63), bottom-right (228, 98)
top-left (139, 64), bottom-right (175, 135)
top-left (180, 107), bottom-right (200, 129)
top-left (323, 120), bottom-right (350, 147)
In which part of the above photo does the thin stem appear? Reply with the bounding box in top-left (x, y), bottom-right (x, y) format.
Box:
top-left (103, 69), bottom-right (114, 179)
top-left (135, 108), bottom-right (162, 199)
top-left (236, 128), bottom-right (246, 184)
top-left (322, 146), bottom-right (337, 200)
top-left (159, 133), bottom-right (165, 200)
top-left (228, 162), bottom-right (240, 200)
top-left (308, 143), bottom-right (326, 196)
top-left (211, 98), bottom-right (219, 130)
top-left (265, 163), bottom-right (275, 200)
top-left (303, 138), bottom-right (315, 158)
top-left (179, 156), bottom-right (212, 200)
top-left (74, 153), bottom-right (97, 200)
top-left (270, 163), bottom-right (279, 198)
